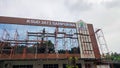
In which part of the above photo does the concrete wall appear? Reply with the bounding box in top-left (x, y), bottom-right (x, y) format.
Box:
top-left (2, 59), bottom-right (99, 68)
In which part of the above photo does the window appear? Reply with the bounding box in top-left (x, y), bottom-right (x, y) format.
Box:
top-left (13, 65), bottom-right (33, 68)
top-left (43, 64), bottom-right (58, 68)
top-left (78, 25), bottom-right (93, 54)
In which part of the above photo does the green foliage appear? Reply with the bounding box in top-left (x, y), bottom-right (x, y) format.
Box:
top-left (58, 50), bottom-right (66, 54)
top-left (71, 47), bottom-right (80, 54)
top-left (105, 52), bottom-right (120, 62)
top-left (14, 40), bottom-right (55, 54)
top-left (58, 47), bottom-right (80, 54)
top-left (66, 56), bottom-right (78, 68)
top-left (15, 45), bottom-right (25, 54)
top-left (69, 57), bottom-right (78, 61)
top-left (36, 40), bottom-right (55, 53)
top-left (66, 64), bottom-right (78, 68)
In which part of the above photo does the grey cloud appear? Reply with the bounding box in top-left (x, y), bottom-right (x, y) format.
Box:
top-left (103, 0), bottom-right (120, 8)
top-left (64, 0), bottom-right (93, 12)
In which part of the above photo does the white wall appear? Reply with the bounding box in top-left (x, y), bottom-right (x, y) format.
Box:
top-left (97, 65), bottom-right (110, 68)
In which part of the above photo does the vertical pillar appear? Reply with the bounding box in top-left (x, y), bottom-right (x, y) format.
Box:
top-left (87, 24), bottom-right (100, 58)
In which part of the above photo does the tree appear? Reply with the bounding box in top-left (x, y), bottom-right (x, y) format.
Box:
top-left (66, 56), bottom-right (78, 68)
top-left (105, 52), bottom-right (120, 62)
top-left (34, 40), bottom-right (55, 53)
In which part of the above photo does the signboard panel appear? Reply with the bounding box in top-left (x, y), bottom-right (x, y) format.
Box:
top-left (0, 16), bottom-right (76, 28)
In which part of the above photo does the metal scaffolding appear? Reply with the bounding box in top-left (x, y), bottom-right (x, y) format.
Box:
top-left (95, 29), bottom-right (109, 58)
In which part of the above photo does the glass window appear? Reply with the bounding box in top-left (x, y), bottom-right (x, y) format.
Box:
top-left (13, 65), bottom-right (33, 68)
top-left (43, 64), bottom-right (58, 68)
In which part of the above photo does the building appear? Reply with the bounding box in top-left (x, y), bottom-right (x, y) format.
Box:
top-left (0, 16), bottom-right (110, 68)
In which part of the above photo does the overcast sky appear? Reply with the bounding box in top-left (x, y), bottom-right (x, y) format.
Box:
top-left (0, 0), bottom-right (120, 53)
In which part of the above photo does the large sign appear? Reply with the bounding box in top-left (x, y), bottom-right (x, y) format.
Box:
top-left (0, 16), bottom-right (76, 28)
top-left (26, 19), bottom-right (76, 28)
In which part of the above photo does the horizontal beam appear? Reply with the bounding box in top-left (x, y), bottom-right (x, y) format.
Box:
top-left (4, 40), bottom-right (46, 42)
